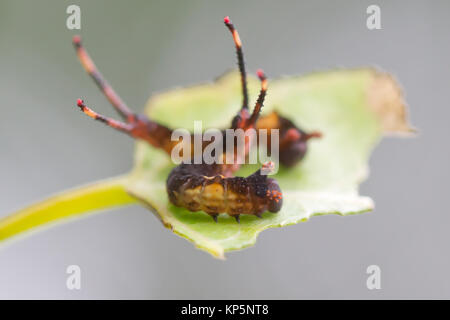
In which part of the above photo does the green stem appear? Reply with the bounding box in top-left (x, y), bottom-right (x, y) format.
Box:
top-left (0, 176), bottom-right (137, 244)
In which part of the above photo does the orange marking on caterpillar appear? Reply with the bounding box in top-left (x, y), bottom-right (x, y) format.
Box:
top-left (285, 128), bottom-right (301, 141)
top-left (77, 99), bottom-right (97, 119)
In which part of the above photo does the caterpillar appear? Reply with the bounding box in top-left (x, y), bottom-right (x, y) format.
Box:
top-left (73, 17), bottom-right (321, 222)
top-left (166, 162), bottom-right (282, 223)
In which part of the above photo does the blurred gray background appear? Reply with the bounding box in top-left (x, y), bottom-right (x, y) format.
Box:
top-left (0, 0), bottom-right (448, 299)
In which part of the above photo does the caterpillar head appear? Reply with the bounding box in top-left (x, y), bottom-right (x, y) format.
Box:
top-left (252, 162), bottom-right (283, 214)
top-left (265, 179), bottom-right (283, 213)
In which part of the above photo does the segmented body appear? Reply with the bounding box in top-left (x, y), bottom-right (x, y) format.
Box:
top-left (167, 163), bottom-right (282, 219)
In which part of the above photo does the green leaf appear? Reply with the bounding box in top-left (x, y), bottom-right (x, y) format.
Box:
top-left (126, 69), bottom-right (413, 259)
top-left (0, 176), bottom-right (137, 245)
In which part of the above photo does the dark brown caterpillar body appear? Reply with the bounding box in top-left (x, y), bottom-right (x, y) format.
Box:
top-left (167, 163), bottom-right (282, 222)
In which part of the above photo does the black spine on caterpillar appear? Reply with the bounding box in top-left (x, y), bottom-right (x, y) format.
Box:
top-left (166, 163), bottom-right (282, 222)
